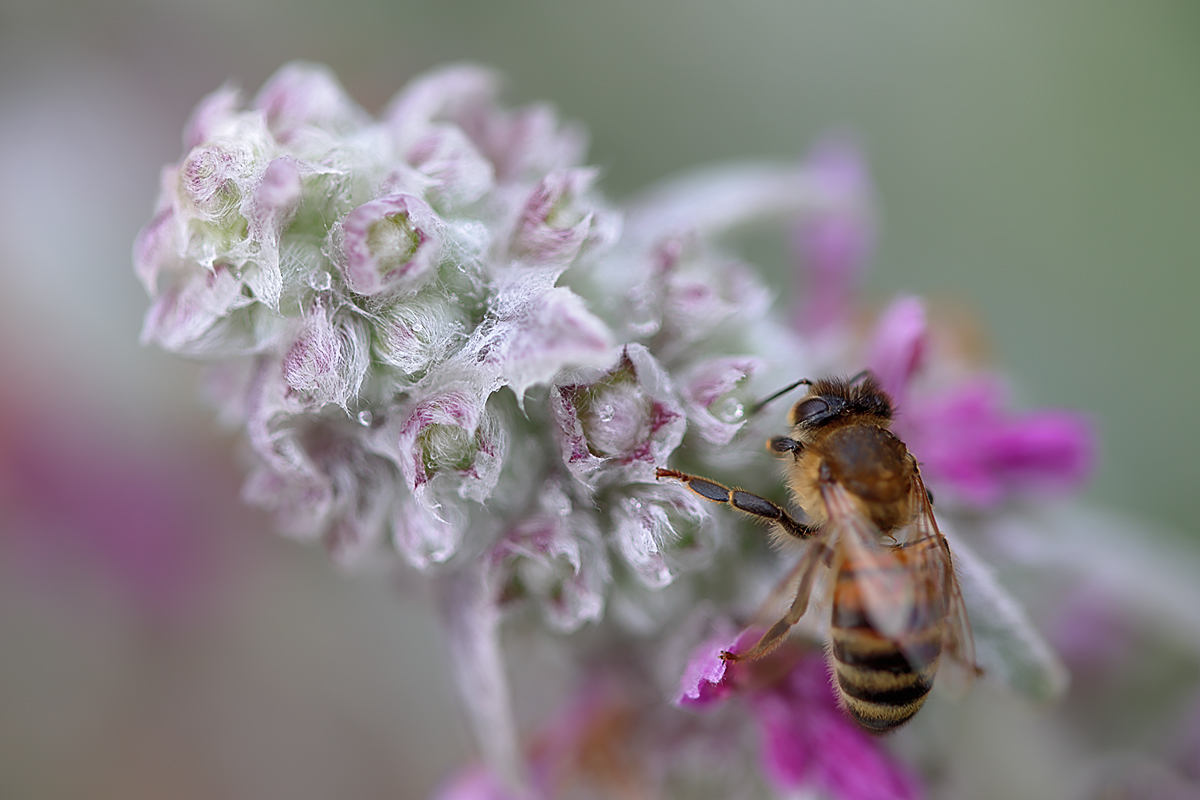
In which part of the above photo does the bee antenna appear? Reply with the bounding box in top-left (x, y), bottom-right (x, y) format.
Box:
top-left (848, 369), bottom-right (872, 386)
top-left (750, 378), bottom-right (812, 417)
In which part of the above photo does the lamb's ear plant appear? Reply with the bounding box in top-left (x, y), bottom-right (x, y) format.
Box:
top-left (137, 62), bottom-right (1121, 800)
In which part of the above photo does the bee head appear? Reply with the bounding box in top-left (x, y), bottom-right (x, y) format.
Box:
top-left (788, 372), bottom-right (894, 429)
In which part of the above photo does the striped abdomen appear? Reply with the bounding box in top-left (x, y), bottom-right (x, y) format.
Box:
top-left (828, 549), bottom-right (947, 733)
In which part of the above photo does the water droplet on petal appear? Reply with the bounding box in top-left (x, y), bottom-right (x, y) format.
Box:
top-left (309, 271), bottom-right (332, 291)
top-left (356, 410), bottom-right (374, 427)
top-left (625, 291), bottom-right (660, 337)
top-left (711, 394), bottom-right (746, 424)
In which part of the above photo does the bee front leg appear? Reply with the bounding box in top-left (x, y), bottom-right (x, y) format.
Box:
top-left (655, 468), bottom-right (813, 540)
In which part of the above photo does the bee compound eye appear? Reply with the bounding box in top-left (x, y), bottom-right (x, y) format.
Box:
top-left (794, 397), bottom-right (829, 423)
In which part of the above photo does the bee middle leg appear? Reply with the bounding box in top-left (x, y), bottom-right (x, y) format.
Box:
top-left (655, 468), bottom-right (813, 540)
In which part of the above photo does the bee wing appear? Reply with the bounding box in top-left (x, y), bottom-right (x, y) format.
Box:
top-left (905, 473), bottom-right (979, 690)
top-left (819, 478), bottom-right (915, 641)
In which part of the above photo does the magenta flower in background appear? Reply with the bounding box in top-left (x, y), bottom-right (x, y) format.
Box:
top-left (750, 657), bottom-right (922, 800)
top-left (862, 295), bottom-right (1094, 508)
top-left (132, 61), bottom-right (1200, 800)
top-left (0, 391), bottom-right (237, 624)
top-left (790, 136), bottom-right (875, 338)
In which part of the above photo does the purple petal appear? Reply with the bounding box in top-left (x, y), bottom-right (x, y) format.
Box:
top-left (338, 193), bottom-right (443, 296)
top-left (384, 63), bottom-right (500, 149)
top-left (985, 409), bottom-right (1095, 494)
top-left (406, 124), bottom-right (496, 208)
top-left (253, 61), bottom-right (366, 141)
top-left (133, 205), bottom-right (179, 294)
top-left (431, 765), bottom-right (519, 800)
top-left (495, 286), bottom-right (616, 401)
top-left (281, 302), bottom-right (371, 408)
top-left (183, 82), bottom-right (242, 149)
top-left (139, 263), bottom-right (255, 354)
top-left (674, 626), bottom-right (756, 708)
top-left (867, 295), bottom-right (927, 402)
top-left (510, 168), bottom-right (603, 266)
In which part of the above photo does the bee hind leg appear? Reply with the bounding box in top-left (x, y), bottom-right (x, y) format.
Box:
top-left (655, 468), bottom-right (813, 540)
top-left (721, 540), bottom-right (828, 663)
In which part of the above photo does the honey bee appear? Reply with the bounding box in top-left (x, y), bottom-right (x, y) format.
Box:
top-left (657, 371), bottom-right (977, 732)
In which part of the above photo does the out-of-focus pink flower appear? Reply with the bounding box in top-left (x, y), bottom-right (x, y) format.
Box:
top-left (867, 295), bottom-right (927, 401)
top-left (1047, 583), bottom-right (1138, 680)
top-left (433, 765), bottom-right (520, 800)
top-left (897, 376), bottom-right (1094, 507)
top-left (866, 295), bottom-right (1094, 507)
top-left (791, 136), bottom-right (875, 336)
top-left (434, 677), bottom-right (652, 800)
top-left (675, 634), bottom-right (922, 800)
top-left (252, 61), bottom-right (367, 141)
top-left (749, 656), bottom-right (922, 800)
top-left (0, 395), bottom-right (232, 622)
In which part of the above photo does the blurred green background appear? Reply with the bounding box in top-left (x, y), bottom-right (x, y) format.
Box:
top-left (1, 1), bottom-right (1196, 798)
